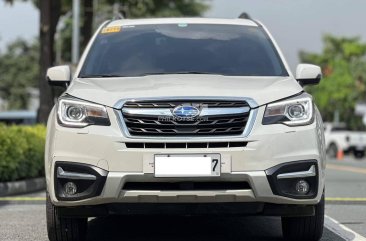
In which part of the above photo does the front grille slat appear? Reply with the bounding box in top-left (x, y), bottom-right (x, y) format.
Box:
top-left (127, 127), bottom-right (246, 136)
top-left (124, 116), bottom-right (249, 127)
top-left (125, 142), bottom-right (248, 149)
top-left (122, 100), bottom-right (250, 137)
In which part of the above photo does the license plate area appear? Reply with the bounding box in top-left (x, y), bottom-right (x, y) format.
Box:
top-left (154, 154), bottom-right (221, 177)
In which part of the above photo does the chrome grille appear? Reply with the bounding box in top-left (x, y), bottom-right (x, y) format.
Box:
top-left (124, 101), bottom-right (249, 108)
top-left (121, 100), bottom-right (251, 137)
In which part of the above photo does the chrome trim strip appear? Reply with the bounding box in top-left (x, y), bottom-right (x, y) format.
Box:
top-left (277, 165), bottom-right (316, 180)
top-left (114, 96), bottom-right (258, 109)
top-left (57, 167), bottom-right (97, 181)
top-left (242, 108), bottom-right (257, 137)
top-left (113, 97), bottom-right (258, 140)
top-left (123, 108), bottom-right (173, 116)
top-left (200, 107), bottom-right (250, 116)
top-left (122, 107), bottom-right (251, 117)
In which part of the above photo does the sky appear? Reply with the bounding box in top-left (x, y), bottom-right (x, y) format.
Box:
top-left (0, 1), bottom-right (38, 50)
top-left (0, 0), bottom-right (366, 72)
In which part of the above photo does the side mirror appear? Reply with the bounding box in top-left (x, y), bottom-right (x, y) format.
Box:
top-left (46, 65), bottom-right (71, 87)
top-left (296, 64), bottom-right (322, 86)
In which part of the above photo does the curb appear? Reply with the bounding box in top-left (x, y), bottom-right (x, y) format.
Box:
top-left (0, 177), bottom-right (46, 197)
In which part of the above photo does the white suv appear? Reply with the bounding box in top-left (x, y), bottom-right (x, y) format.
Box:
top-left (45, 17), bottom-right (326, 241)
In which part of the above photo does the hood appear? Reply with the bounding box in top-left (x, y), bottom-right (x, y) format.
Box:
top-left (66, 75), bottom-right (303, 108)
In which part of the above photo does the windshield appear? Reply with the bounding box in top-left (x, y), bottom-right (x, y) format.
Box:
top-left (80, 23), bottom-right (288, 78)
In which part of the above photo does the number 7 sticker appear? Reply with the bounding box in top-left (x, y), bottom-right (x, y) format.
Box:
top-left (211, 158), bottom-right (220, 176)
top-left (212, 159), bottom-right (219, 172)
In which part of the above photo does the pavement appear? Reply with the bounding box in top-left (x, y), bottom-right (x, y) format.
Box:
top-left (0, 157), bottom-right (365, 241)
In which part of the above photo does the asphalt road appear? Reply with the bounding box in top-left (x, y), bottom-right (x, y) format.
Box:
top-left (325, 158), bottom-right (366, 237)
top-left (0, 204), bottom-right (347, 241)
top-left (0, 157), bottom-right (365, 241)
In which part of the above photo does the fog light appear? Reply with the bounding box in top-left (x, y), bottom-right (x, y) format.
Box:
top-left (295, 180), bottom-right (310, 195)
top-left (64, 182), bottom-right (77, 196)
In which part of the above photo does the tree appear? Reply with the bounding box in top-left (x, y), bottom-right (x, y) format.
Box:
top-left (3, 0), bottom-right (209, 122)
top-left (300, 35), bottom-right (366, 129)
top-left (0, 39), bottom-right (39, 109)
top-left (38, 0), bottom-right (62, 123)
top-left (111, 0), bottom-right (209, 18)
top-left (82, 0), bottom-right (94, 48)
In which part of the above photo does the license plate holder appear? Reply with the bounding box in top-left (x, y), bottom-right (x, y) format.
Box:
top-left (154, 154), bottom-right (221, 177)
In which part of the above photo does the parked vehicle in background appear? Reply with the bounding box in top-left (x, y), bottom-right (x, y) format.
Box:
top-left (0, 110), bottom-right (37, 125)
top-left (324, 122), bottom-right (366, 159)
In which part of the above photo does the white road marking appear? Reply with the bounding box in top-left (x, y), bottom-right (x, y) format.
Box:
top-left (325, 215), bottom-right (366, 241)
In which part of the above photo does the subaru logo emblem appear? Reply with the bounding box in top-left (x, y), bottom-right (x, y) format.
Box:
top-left (172, 105), bottom-right (200, 118)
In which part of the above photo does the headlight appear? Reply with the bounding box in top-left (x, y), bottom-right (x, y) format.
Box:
top-left (57, 97), bottom-right (110, 127)
top-left (263, 93), bottom-right (314, 126)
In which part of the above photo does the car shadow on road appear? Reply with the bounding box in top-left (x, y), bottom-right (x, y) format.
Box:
top-left (87, 216), bottom-right (284, 241)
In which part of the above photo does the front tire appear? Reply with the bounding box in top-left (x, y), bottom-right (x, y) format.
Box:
top-left (46, 194), bottom-right (87, 241)
top-left (281, 194), bottom-right (324, 241)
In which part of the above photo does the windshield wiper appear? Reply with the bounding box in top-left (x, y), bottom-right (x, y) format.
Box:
top-left (139, 71), bottom-right (224, 76)
top-left (80, 71), bottom-right (225, 78)
top-left (79, 74), bottom-right (128, 78)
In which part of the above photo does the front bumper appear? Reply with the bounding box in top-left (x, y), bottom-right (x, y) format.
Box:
top-left (50, 164), bottom-right (321, 206)
top-left (58, 202), bottom-right (315, 218)
top-left (45, 105), bottom-right (326, 207)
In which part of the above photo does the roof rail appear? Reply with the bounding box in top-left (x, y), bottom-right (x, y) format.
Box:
top-left (113, 13), bottom-right (125, 20)
top-left (112, 3), bottom-right (125, 20)
top-left (238, 12), bottom-right (251, 19)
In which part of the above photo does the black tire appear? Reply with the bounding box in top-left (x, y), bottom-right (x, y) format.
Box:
top-left (281, 194), bottom-right (324, 241)
top-left (46, 195), bottom-right (88, 241)
top-left (327, 143), bottom-right (338, 159)
top-left (354, 150), bottom-right (365, 159)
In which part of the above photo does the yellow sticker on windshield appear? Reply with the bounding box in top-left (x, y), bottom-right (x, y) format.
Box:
top-left (101, 26), bottom-right (121, 34)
